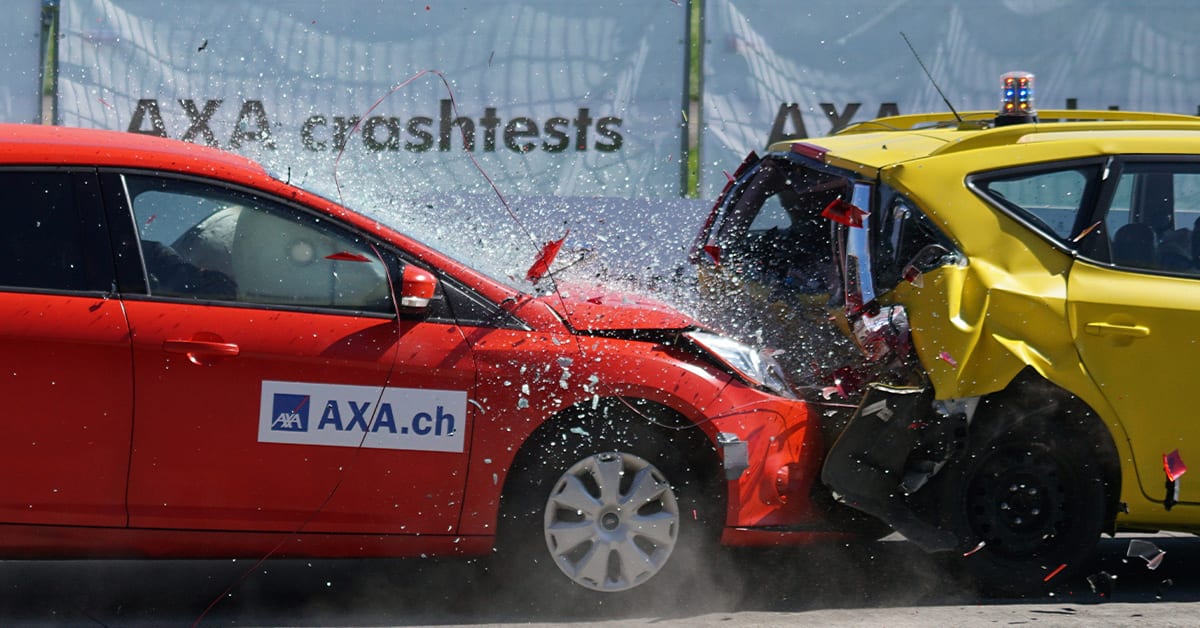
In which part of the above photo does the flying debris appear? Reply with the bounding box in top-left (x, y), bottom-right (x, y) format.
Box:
top-left (821, 197), bottom-right (867, 228)
top-left (1042, 563), bottom-right (1067, 583)
top-left (1163, 449), bottom-right (1187, 510)
top-left (526, 232), bottom-right (567, 282)
top-left (1086, 570), bottom-right (1116, 597)
top-left (1164, 449), bottom-right (1187, 482)
top-left (1126, 539), bottom-right (1166, 570)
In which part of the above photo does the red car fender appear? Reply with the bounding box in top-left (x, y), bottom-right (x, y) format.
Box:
top-left (456, 331), bottom-right (824, 541)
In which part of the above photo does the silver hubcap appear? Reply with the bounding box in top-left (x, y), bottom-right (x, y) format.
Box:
top-left (543, 451), bottom-right (680, 592)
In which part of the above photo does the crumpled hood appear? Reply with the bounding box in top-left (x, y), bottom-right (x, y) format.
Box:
top-left (535, 286), bottom-right (696, 332)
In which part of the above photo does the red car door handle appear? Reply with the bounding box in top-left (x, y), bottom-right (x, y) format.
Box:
top-left (163, 339), bottom-right (241, 358)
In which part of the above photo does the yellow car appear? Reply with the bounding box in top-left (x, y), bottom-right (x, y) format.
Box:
top-left (693, 75), bottom-right (1200, 595)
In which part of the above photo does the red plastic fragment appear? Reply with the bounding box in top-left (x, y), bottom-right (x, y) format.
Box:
top-left (702, 244), bottom-right (722, 266)
top-left (325, 251), bottom-right (371, 262)
top-left (790, 142), bottom-right (828, 161)
top-left (937, 350), bottom-right (958, 367)
top-left (1043, 563), bottom-right (1067, 582)
top-left (1164, 449), bottom-right (1187, 482)
top-left (821, 197), bottom-right (868, 228)
top-left (902, 264), bottom-right (925, 288)
top-left (526, 232), bottom-right (567, 282)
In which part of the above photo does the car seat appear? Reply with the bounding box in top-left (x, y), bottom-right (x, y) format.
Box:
top-left (1112, 222), bottom-right (1157, 268)
top-left (230, 206), bottom-right (389, 310)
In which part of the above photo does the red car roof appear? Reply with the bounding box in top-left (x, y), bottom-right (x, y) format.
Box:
top-left (0, 124), bottom-right (270, 183)
top-left (0, 123), bottom-right (528, 307)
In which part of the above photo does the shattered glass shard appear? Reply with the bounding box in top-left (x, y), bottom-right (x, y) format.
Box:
top-left (1127, 538), bottom-right (1166, 570)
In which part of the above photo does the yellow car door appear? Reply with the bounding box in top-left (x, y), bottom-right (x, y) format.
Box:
top-left (1068, 260), bottom-right (1200, 505)
top-left (1068, 159), bottom-right (1200, 506)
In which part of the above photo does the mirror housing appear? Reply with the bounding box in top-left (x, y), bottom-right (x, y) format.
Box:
top-left (398, 265), bottom-right (437, 311)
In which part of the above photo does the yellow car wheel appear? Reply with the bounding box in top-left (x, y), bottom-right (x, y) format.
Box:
top-left (933, 401), bottom-right (1109, 597)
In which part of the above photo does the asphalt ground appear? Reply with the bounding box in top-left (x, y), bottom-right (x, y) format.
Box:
top-left (0, 532), bottom-right (1196, 626)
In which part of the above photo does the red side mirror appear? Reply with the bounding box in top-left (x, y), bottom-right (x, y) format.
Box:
top-left (399, 265), bottom-right (437, 310)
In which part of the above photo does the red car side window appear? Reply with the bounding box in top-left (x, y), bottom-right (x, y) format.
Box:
top-left (124, 175), bottom-right (392, 312)
top-left (0, 172), bottom-right (90, 292)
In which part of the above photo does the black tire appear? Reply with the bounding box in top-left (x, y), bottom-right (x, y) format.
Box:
top-left (932, 403), bottom-right (1108, 597)
top-left (493, 400), bottom-right (723, 608)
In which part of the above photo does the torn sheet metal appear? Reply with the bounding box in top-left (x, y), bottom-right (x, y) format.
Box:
top-left (820, 383), bottom-right (959, 551)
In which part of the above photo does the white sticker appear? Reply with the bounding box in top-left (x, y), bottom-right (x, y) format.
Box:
top-left (259, 380), bottom-right (467, 453)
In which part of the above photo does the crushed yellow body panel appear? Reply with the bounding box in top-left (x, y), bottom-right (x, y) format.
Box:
top-left (845, 113), bottom-right (1200, 519)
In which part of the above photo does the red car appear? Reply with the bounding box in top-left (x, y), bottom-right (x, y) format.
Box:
top-left (0, 124), bottom-right (837, 597)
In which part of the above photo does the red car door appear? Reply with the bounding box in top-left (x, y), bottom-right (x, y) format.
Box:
top-left (106, 173), bottom-right (474, 535)
top-left (0, 170), bottom-right (133, 527)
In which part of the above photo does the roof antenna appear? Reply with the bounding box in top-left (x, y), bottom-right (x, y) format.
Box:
top-left (900, 32), bottom-right (962, 124)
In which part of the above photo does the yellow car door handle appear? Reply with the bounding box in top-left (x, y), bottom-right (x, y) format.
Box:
top-left (1085, 322), bottom-right (1150, 338)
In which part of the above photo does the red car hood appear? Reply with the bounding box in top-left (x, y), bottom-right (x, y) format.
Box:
top-left (536, 287), bottom-right (696, 332)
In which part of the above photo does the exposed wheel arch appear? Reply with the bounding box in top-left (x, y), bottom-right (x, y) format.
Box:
top-left (500, 396), bottom-right (724, 506)
top-left (969, 368), bottom-right (1122, 533)
top-left (923, 368), bottom-right (1122, 596)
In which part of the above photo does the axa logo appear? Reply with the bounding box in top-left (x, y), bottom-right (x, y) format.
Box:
top-left (271, 393), bottom-right (311, 432)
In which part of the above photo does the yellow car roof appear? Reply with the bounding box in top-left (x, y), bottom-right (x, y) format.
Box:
top-left (769, 109), bottom-right (1200, 174)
